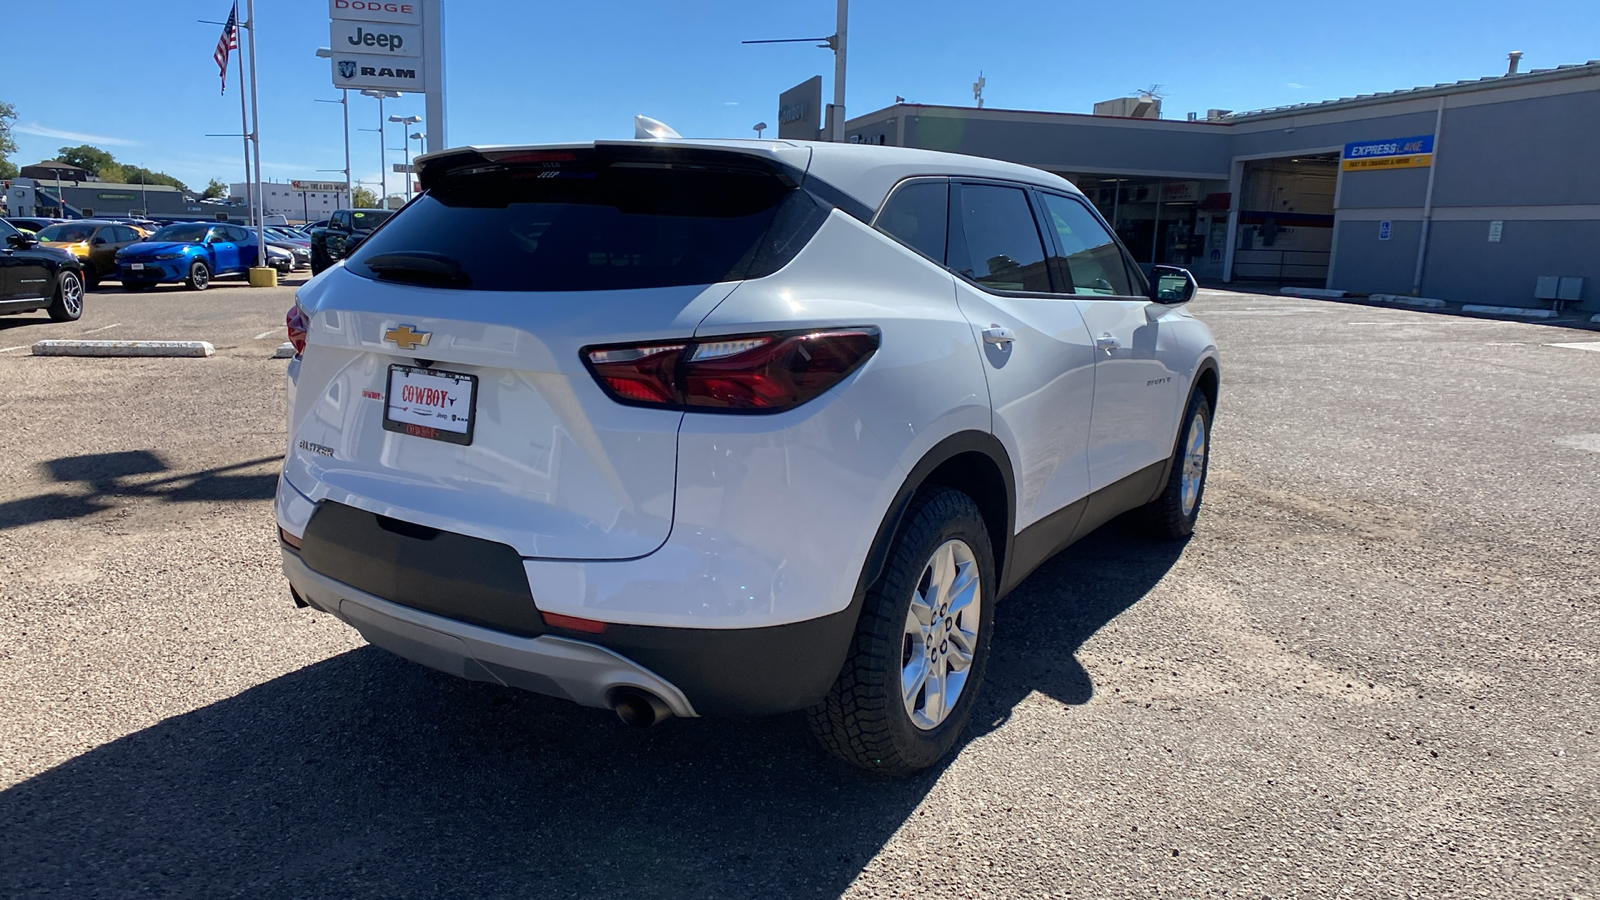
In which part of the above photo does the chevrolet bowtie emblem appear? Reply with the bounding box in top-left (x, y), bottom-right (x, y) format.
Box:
top-left (384, 324), bottom-right (432, 351)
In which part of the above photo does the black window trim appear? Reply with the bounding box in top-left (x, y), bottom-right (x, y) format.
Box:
top-left (1031, 188), bottom-right (1151, 301)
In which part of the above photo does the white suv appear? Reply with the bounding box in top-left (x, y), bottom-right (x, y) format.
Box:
top-left (275, 139), bottom-right (1219, 773)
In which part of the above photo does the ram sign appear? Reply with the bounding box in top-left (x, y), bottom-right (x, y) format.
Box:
top-left (332, 52), bottom-right (424, 91)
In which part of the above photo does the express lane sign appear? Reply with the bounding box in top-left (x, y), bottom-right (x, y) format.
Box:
top-left (1341, 135), bottom-right (1435, 171)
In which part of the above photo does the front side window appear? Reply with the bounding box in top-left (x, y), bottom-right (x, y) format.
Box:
top-left (875, 180), bottom-right (948, 262)
top-left (947, 183), bottom-right (1052, 293)
top-left (1038, 192), bottom-right (1134, 296)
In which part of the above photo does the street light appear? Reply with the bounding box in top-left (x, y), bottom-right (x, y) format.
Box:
top-left (314, 49), bottom-right (354, 209)
top-left (361, 89), bottom-right (401, 207)
top-left (742, 0), bottom-right (849, 140)
top-left (753, 122), bottom-right (768, 139)
top-left (389, 114), bottom-right (422, 196)
top-left (410, 131), bottom-right (426, 191)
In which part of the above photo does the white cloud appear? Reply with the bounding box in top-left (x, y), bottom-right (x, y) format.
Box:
top-left (724, 101), bottom-right (739, 106)
top-left (14, 123), bottom-right (139, 146)
top-left (1286, 82), bottom-right (1309, 90)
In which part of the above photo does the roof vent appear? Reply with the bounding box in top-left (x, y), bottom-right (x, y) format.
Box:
top-left (1205, 109), bottom-right (1232, 121)
top-left (1507, 50), bottom-right (1524, 75)
top-left (1093, 93), bottom-right (1161, 119)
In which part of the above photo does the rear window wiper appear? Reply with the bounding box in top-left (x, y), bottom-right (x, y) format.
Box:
top-left (360, 251), bottom-right (469, 286)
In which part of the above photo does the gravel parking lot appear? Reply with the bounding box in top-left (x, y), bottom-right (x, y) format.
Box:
top-left (1, 285), bottom-right (1594, 898)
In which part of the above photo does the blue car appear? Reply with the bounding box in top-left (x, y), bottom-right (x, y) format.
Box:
top-left (116, 222), bottom-right (260, 291)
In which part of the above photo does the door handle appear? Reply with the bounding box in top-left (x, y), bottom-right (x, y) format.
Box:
top-left (982, 325), bottom-right (1015, 346)
top-left (1095, 333), bottom-right (1120, 354)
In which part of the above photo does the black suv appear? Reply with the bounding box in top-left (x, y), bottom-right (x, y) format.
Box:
top-left (0, 219), bottom-right (86, 322)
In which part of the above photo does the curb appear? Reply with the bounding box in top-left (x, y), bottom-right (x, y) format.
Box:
top-left (31, 340), bottom-right (215, 358)
top-left (1461, 304), bottom-right (1556, 319)
top-left (273, 342), bottom-right (296, 359)
top-left (1367, 294), bottom-right (1448, 309)
top-left (1280, 287), bottom-right (1350, 299)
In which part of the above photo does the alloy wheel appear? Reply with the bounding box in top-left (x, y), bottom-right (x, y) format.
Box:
top-left (1180, 412), bottom-right (1208, 517)
top-left (901, 538), bottom-right (982, 730)
top-left (61, 273), bottom-right (83, 317)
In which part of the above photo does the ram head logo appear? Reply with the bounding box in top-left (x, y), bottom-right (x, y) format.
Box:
top-left (338, 60), bottom-right (357, 79)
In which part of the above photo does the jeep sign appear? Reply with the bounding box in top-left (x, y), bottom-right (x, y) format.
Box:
top-left (331, 52), bottom-right (424, 91)
top-left (331, 20), bottom-right (423, 56)
top-left (328, 0), bottom-right (421, 25)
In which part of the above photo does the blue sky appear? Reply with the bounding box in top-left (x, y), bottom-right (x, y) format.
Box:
top-left (3, 0), bottom-right (1597, 195)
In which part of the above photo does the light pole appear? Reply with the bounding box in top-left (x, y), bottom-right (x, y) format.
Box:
top-left (313, 50), bottom-right (354, 208)
top-left (410, 131), bottom-right (426, 190)
top-left (389, 114), bottom-right (422, 197)
top-left (360, 89), bottom-right (400, 207)
top-left (741, 0), bottom-right (849, 141)
top-left (753, 122), bottom-right (768, 139)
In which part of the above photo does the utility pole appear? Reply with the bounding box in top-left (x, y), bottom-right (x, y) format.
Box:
top-left (741, 0), bottom-right (850, 142)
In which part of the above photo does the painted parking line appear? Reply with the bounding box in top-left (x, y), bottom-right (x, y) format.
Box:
top-left (1546, 342), bottom-right (1600, 353)
top-left (0, 345), bottom-right (30, 353)
top-left (81, 323), bottom-right (123, 335)
top-left (253, 330), bottom-right (278, 340)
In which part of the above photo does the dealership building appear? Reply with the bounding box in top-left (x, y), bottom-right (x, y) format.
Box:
top-left (838, 58), bottom-right (1600, 313)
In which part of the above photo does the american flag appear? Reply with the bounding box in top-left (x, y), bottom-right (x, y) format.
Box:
top-left (214, 2), bottom-right (239, 95)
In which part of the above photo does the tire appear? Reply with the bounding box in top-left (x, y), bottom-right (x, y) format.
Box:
top-left (1134, 393), bottom-right (1212, 540)
top-left (309, 246), bottom-right (328, 275)
top-left (807, 486), bottom-right (996, 775)
top-left (186, 259), bottom-right (211, 291)
top-left (47, 270), bottom-right (85, 322)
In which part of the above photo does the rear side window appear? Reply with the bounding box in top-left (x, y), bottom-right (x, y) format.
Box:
top-left (947, 183), bottom-right (1052, 293)
top-left (1038, 193), bottom-right (1134, 296)
top-left (347, 154), bottom-right (825, 291)
top-left (875, 180), bottom-right (947, 261)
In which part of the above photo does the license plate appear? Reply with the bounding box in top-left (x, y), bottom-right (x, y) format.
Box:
top-left (129, 262), bottom-right (144, 271)
top-left (383, 364), bottom-right (477, 445)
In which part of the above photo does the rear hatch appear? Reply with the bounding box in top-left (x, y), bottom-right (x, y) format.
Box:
top-left (283, 142), bottom-right (818, 560)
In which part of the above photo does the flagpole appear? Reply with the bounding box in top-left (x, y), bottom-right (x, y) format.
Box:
top-left (235, 7), bottom-right (252, 226)
top-left (245, 0), bottom-right (266, 264)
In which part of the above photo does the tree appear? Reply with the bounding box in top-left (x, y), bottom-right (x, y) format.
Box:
top-left (121, 165), bottom-right (188, 194)
top-left (57, 144), bottom-right (118, 177)
top-left (0, 101), bottom-right (17, 180)
top-left (203, 178), bottom-right (228, 200)
top-left (352, 186), bottom-right (378, 209)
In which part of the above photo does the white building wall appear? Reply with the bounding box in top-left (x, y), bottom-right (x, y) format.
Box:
top-left (229, 181), bottom-right (350, 223)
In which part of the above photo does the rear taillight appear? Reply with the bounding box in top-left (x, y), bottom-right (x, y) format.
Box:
top-left (285, 303), bottom-right (307, 357)
top-left (583, 328), bottom-right (879, 413)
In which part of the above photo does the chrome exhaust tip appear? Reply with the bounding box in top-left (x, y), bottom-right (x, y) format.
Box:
top-left (611, 688), bottom-right (672, 728)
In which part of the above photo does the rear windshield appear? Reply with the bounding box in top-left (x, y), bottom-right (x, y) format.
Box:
top-left (350, 210), bottom-right (393, 230)
top-left (345, 153), bottom-right (821, 291)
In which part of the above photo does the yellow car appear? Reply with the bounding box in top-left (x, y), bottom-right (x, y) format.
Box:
top-left (35, 220), bottom-right (149, 289)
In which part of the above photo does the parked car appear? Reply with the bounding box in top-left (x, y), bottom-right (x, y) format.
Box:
top-left (265, 227), bottom-right (313, 270)
top-left (5, 217), bottom-right (62, 235)
top-left (275, 140), bottom-right (1219, 773)
top-left (265, 243), bottom-right (296, 275)
top-left (307, 208), bottom-right (394, 274)
top-left (0, 218), bottom-right (86, 321)
top-left (34, 219), bottom-right (147, 288)
top-left (116, 222), bottom-right (260, 291)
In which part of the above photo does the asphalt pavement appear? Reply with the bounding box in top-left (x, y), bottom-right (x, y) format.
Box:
top-left (0, 284), bottom-right (1594, 898)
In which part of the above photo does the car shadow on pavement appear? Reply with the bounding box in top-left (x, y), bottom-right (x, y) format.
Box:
top-left (0, 450), bottom-right (281, 531)
top-left (0, 527), bottom-right (1184, 899)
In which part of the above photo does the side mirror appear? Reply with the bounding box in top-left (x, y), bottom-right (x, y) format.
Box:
top-left (1149, 265), bottom-right (1197, 305)
top-left (7, 232), bottom-right (36, 249)
top-left (92, 236), bottom-right (107, 245)
top-left (345, 232), bottom-right (369, 253)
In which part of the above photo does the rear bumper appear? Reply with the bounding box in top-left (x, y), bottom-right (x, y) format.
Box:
top-left (277, 492), bottom-right (862, 715)
top-left (283, 548), bottom-right (700, 717)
